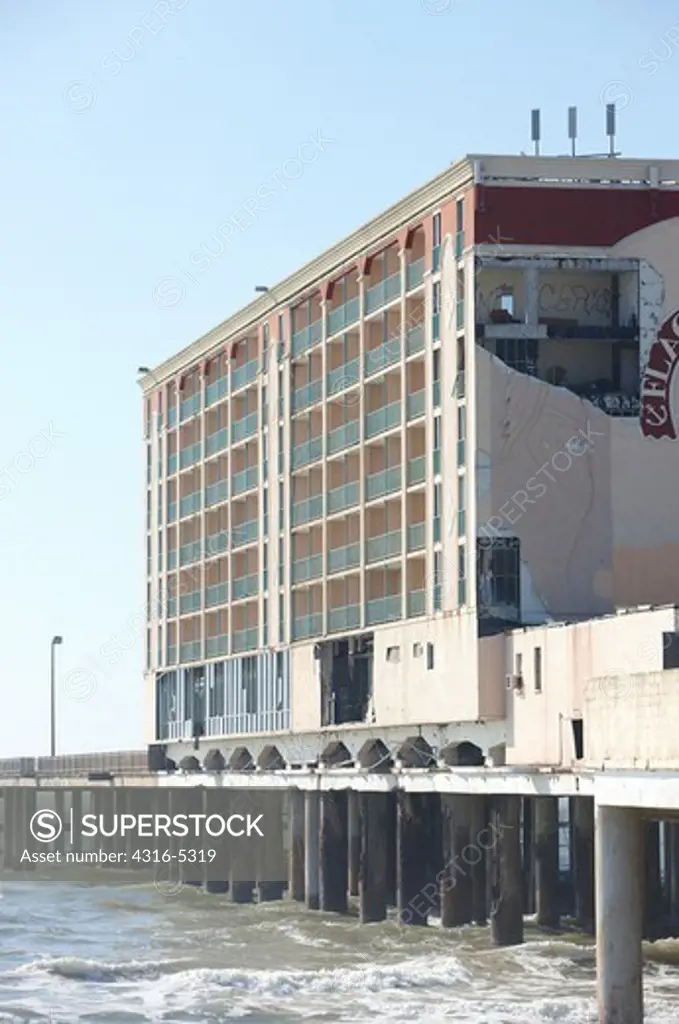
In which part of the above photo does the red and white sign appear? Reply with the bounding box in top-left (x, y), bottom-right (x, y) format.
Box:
top-left (641, 311), bottom-right (679, 439)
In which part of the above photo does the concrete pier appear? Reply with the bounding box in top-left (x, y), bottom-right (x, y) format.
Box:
top-left (359, 792), bottom-right (388, 923)
top-left (385, 790), bottom-right (397, 907)
top-left (643, 820), bottom-right (663, 939)
top-left (288, 788), bottom-right (305, 902)
top-left (230, 880), bottom-right (254, 903)
top-left (304, 790), bottom-right (320, 910)
top-left (396, 792), bottom-right (430, 925)
top-left (489, 795), bottom-right (523, 946)
top-left (572, 795), bottom-right (595, 933)
top-left (440, 794), bottom-right (473, 926)
top-left (471, 795), bottom-right (488, 926)
top-left (348, 791), bottom-right (360, 898)
top-left (534, 796), bottom-right (560, 930)
top-left (522, 797), bottom-right (535, 916)
top-left (596, 805), bottom-right (643, 1024)
top-left (319, 791), bottom-right (348, 913)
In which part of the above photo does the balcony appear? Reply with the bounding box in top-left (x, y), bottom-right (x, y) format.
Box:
top-left (407, 456), bottom-right (425, 486)
top-left (292, 379), bottom-right (323, 413)
top-left (205, 531), bottom-right (228, 559)
top-left (291, 494), bottom-right (323, 527)
top-left (205, 582), bottom-right (228, 608)
top-left (180, 590), bottom-right (201, 615)
top-left (231, 358), bottom-right (258, 392)
top-left (406, 258), bottom-right (424, 291)
top-left (328, 420), bottom-right (360, 455)
top-left (167, 453), bottom-right (178, 475)
top-left (166, 644), bottom-right (177, 663)
top-left (291, 318), bottom-right (322, 358)
top-left (365, 595), bottom-right (401, 626)
top-left (180, 393), bottom-right (200, 422)
top-left (366, 529), bottom-right (401, 564)
top-left (366, 466), bottom-right (401, 502)
top-left (328, 297), bottom-right (360, 336)
top-left (365, 272), bottom-right (400, 315)
top-left (205, 479), bottom-right (228, 508)
top-left (328, 603), bottom-right (360, 632)
top-left (205, 427), bottom-right (228, 457)
top-left (168, 550), bottom-right (178, 570)
top-left (291, 554), bottom-right (323, 584)
top-left (457, 438), bottom-right (465, 465)
top-left (168, 501), bottom-right (177, 523)
top-left (434, 448), bottom-right (441, 475)
top-left (180, 640), bottom-right (201, 663)
top-left (407, 589), bottom-right (426, 617)
top-left (327, 481), bottom-right (359, 514)
top-left (232, 466), bottom-right (257, 496)
top-left (454, 369), bottom-right (465, 399)
top-left (406, 324), bottom-right (424, 356)
top-left (291, 436), bottom-right (323, 470)
top-left (232, 573), bottom-right (259, 601)
top-left (232, 628), bottom-right (258, 653)
top-left (406, 389), bottom-right (425, 421)
top-left (180, 442), bottom-right (201, 470)
top-left (327, 541), bottom-right (360, 574)
top-left (433, 312), bottom-right (440, 342)
top-left (365, 336), bottom-right (400, 378)
top-left (327, 358), bottom-right (360, 395)
top-left (232, 519), bottom-right (258, 549)
top-left (206, 634), bottom-right (228, 657)
top-left (206, 376), bottom-right (227, 407)
top-left (407, 522), bottom-right (425, 551)
top-left (455, 231), bottom-right (464, 259)
top-left (166, 597), bottom-right (177, 618)
top-left (231, 412), bottom-right (257, 444)
top-left (433, 380), bottom-right (441, 407)
top-left (292, 613), bottom-right (323, 640)
top-left (458, 508), bottom-right (466, 536)
top-left (364, 400), bottom-right (401, 439)
top-left (434, 517), bottom-right (441, 543)
top-left (167, 407), bottom-right (177, 429)
top-left (180, 540), bottom-right (201, 566)
top-left (180, 491), bottom-right (201, 518)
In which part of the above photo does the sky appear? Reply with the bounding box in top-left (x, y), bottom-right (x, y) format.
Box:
top-left (0, 0), bottom-right (677, 757)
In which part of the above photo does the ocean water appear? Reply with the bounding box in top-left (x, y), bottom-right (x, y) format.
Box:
top-left (0, 881), bottom-right (678, 1023)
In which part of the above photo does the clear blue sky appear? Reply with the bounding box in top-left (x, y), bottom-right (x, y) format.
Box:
top-left (0, 0), bottom-right (675, 756)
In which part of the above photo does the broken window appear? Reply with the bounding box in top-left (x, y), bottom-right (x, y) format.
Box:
top-left (477, 537), bottom-right (521, 622)
top-left (494, 338), bottom-right (537, 376)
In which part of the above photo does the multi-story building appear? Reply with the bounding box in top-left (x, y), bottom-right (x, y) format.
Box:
top-left (142, 153), bottom-right (679, 768)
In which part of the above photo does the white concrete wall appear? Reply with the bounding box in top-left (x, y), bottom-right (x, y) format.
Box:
top-left (500, 606), bottom-right (677, 766)
top-left (585, 667), bottom-right (679, 768)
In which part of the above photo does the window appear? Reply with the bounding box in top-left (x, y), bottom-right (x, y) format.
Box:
top-left (263, 599), bottom-right (268, 647)
top-left (279, 592), bottom-right (285, 642)
top-left (243, 656), bottom-right (258, 713)
top-left (433, 348), bottom-right (440, 383)
top-left (499, 289), bottom-right (515, 317)
top-left (433, 280), bottom-right (441, 314)
top-left (433, 212), bottom-right (441, 248)
top-left (477, 537), bottom-right (521, 621)
top-left (458, 405), bottom-right (466, 441)
top-left (426, 642), bottom-right (435, 670)
top-left (456, 197), bottom-right (464, 234)
top-left (413, 642), bottom-right (423, 657)
top-left (494, 338), bottom-right (538, 377)
top-left (458, 543), bottom-right (467, 606)
top-left (534, 647), bottom-right (542, 692)
top-left (434, 416), bottom-right (441, 450)
top-left (386, 646), bottom-right (400, 663)
top-left (434, 550), bottom-right (442, 611)
top-left (146, 629), bottom-right (151, 669)
top-left (515, 652), bottom-right (523, 678)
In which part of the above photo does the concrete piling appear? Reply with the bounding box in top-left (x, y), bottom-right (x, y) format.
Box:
top-left (489, 795), bottom-right (523, 946)
top-left (348, 790), bottom-right (361, 898)
top-left (534, 796), bottom-right (560, 930)
top-left (572, 795), bottom-right (595, 933)
top-left (471, 795), bottom-right (488, 926)
top-left (304, 790), bottom-right (320, 911)
top-left (643, 819), bottom-right (663, 939)
top-left (440, 794), bottom-right (473, 927)
top-left (288, 788), bottom-right (305, 902)
top-left (319, 791), bottom-right (348, 913)
top-left (596, 805), bottom-right (643, 1024)
top-left (396, 792), bottom-right (430, 925)
top-left (359, 792), bottom-right (388, 922)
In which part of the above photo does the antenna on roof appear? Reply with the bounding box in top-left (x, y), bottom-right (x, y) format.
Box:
top-left (606, 102), bottom-right (617, 157)
top-left (530, 109), bottom-right (541, 156)
top-left (568, 106), bottom-right (577, 157)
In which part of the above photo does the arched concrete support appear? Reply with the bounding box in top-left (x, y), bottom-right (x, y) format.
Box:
top-left (397, 736), bottom-right (435, 769)
top-left (572, 796), bottom-right (595, 933)
top-left (320, 741), bottom-right (352, 768)
top-left (257, 745), bottom-right (286, 771)
top-left (535, 797), bottom-right (560, 930)
top-left (178, 755), bottom-right (201, 772)
top-left (304, 789), bottom-right (320, 910)
top-left (357, 738), bottom-right (392, 772)
top-left (596, 805), bottom-right (643, 1024)
top-left (203, 748), bottom-right (226, 772)
top-left (320, 791), bottom-right (348, 913)
top-left (490, 795), bottom-right (523, 946)
top-left (228, 747), bottom-right (255, 772)
top-left (439, 741), bottom-right (484, 767)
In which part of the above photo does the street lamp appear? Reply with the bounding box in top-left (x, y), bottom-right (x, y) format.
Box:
top-left (50, 635), bottom-right (63, 758)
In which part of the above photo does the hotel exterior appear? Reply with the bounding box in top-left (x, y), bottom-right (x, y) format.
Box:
top-left (142, 153), bottom-right (679, 770)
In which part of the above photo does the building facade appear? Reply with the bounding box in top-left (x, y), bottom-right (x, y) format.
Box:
top-left (141, 154), bottom-right (679, 766)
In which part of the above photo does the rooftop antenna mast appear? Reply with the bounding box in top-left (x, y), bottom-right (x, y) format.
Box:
top-left (568, 106), bottom-right (577, 157)
top-left (531, 108), bottom-right (541, 156)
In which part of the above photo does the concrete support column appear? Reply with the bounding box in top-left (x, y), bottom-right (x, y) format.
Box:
top-left (288, 788), bottom-right (305, 902)
top-left (643, 820), bottom-right (663, 939)
top-left (359, 792), bottom-right (387, 923)
top-left (572, 795), bottom-right (595, 933)
top-left (471, 795), bottom-right (488, 926)
top-left (320, 791), bottom-right (348, 913)
top-left (304, 790), bottom-right (320, 910)
top-left (534, 796), bottom-right (560, 930)
top-left (596, 805), bottom-right (643, 1024)
top-left (440, 794), bottom-right (473, 927)
top-left (668, 822), bottom-right (679, 923)
top-left (525, 265), bottom-right (539, 325)
top-left (385, 790), bottom-right (397, 907)
top-left (396, 792), bottom-right (429, 926)
top-left (348, 790), bottom-right (360, 898)
top-left (489, 795), bottom-right (523, 946)
top-left (522, 797), bottom-right (535, 915)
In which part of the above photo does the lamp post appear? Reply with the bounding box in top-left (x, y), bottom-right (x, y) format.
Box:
top-left (50, 635), bottom-right (63, 758)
